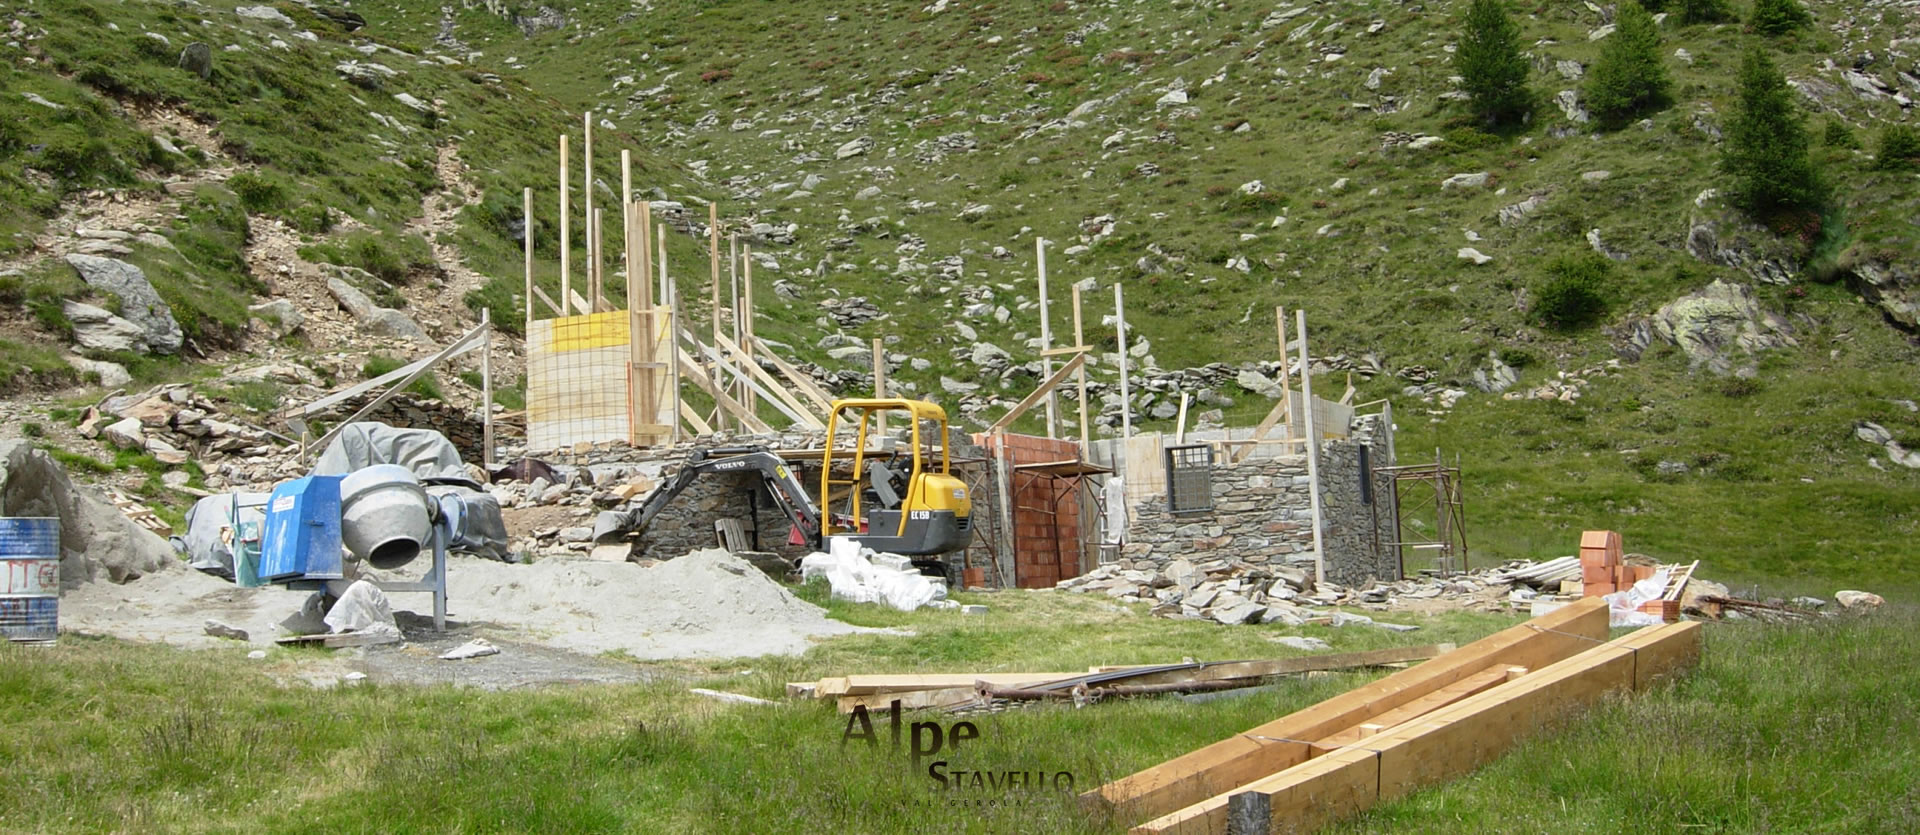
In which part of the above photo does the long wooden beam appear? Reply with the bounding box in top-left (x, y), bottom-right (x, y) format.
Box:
top-left (713, 330), bottom-right (825, 429)
top-left (989, 352), bottom-right (1087, 433)
top-left (1082, 597), bottom-right (1608, 823)
top-left (691, 336), bottom-right (821, 429)
top-left (673, 341), bottom-right (775, 434)
top-left (750, 336), bottom-right (837, 412)
top-left (1197, 621), bottom-right (1701, 835)
top-left (291, 325), bottom-right (487, 418)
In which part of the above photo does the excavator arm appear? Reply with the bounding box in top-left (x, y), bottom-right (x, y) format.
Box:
top-left (591, 447), bottom-right (823, 548)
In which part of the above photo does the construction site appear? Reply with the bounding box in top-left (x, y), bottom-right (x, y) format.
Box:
top-left (0, 119), bottom-right (1895, 834)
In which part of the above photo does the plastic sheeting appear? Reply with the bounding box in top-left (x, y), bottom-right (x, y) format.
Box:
top-left (798, 538), bottom-right (948, 611)
top-left (323, 578), bottom-right (403, 643)
top-left (1603, 567), bottom-right (1673, 627)
top-left (174, 492), bottom-right (269, 580)
top-left (428, 485), bottom-right (513, 562)
top-left (312, 422), bottom-right (479, 489)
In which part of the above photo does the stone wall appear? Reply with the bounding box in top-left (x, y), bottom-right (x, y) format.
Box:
top-left (1118, 428), bottom-right (1399, 585)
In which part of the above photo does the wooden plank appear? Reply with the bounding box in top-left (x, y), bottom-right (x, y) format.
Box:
top-left (305, 321), bottom-right (490, 456)
top-left (988, 352), bottom-right (1087, 433)
top-left (1309, 666), bottom-right (1510, 756)
top-left (292, 327), bottom-right (485, 417)
top-left (1091, 644), bottom-right (1456, 689)
top-left (840, 672), bottom-right (1090, 695)
top-left (750, 336), bottom-right (838, 412)
top-left (714, 330), bottom-right (825, 428)
top-left (674, 341), bottom-right (775, 433)
top-left (1040, 344), bottom-right (1092, 357)
top-left (1187, 622), bottom-right (1701, 835)
top-left (837, 687), bottom-right (980, 714)
top-left (1082, 597), bottom-right (1608, 823)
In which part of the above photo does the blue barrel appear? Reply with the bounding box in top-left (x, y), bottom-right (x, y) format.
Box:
top-left (0, 517), bottom-right (60, 644)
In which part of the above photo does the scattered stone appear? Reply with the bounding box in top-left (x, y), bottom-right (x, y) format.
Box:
top-left (67, 357), bottom-right (132, 388)
top-left (835, 137), bottom-right (874, 159)
top-left (1441, 172), bottom-right (1489, 190)
top-left (64, 255), bottom-right (184, 354)
top-left (440, 639), bottom-right (501, 660)
top-left (102, 418), bottom-right (145, 450)
top-left (1457, 247), bottom-right (1493, 265)
top-left (1836, 590), bottom-right (1884, 610)
top-left (1269, 635), bottom-right (1331, 651)
top-left (235, 5), bottom-right (296, 26)
top-left (203, 620), bottom-right (250, 641)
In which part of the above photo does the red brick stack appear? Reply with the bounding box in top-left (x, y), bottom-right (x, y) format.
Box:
top-left (1579, 530), bottom-right (1623, 598)
top-left (973, 432), bottom-right (1086, 589)
top-left (1580, 530), bottom-right (1678, 622)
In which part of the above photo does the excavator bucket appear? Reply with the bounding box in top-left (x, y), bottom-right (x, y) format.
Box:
top-left (591, 509), bottom-right (633, 545)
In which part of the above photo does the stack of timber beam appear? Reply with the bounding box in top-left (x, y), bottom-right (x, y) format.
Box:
top-left (787, 644), bottom-right (1458, 715)
top-left (1082, 597), bottom-right (1704, 834)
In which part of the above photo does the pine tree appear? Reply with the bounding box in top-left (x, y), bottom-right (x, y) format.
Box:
top-left (1454, 0), bottom-right (1531, 126)
top-left (1876, 124), bottom-right (1920, 171)
top-left (1585, 0), bottom-right (1671, 126)
top-left (1678, 0), bottom-right (1734, 23)
top-left (1721, 48), bottom-right (1824, 216)
top-left (1750, 0), bottom-right (1811, 35)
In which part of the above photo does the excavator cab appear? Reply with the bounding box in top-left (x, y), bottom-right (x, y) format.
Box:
top-left (821, 398), bottom-right (973, 557)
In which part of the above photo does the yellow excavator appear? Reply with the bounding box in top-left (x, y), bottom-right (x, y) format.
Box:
top-left (591, 398), bottom-right (973, 558)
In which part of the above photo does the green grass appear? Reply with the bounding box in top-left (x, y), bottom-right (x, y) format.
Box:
top-left (1, 588), bottom-right (1913, 832)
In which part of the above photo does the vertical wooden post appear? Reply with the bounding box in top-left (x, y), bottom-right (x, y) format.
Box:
top-left (521, 187), bottom-right (533, 327)
top-left (741, 243), bottom-right (756, 416)
top-left (872, 337), bottom-right (888, 436)
top-left (993, 429), bottom-right (1016, 587)
top-left (481, 307), bottom-right (494, 468)
top-left (558, 134), bottom-right (570, 315)
top-left (1036, 237), bottom-right (1057, 438)
top-left (1175, 392), bottom-right (1190, 443)
top-left (707, 203), bottom-right (725, 431)
top-left (1072, 283), bottom-right (1089, 454)
top-left (658, 223), bottom-right (669, 311)
top-left (1278, 306), bottom-right (1293, 440)
top-left (1297, 308), bottom-right (1326, 585)
top-left (621, 149), bottom-right (632, 306)
top-left (583, 111), bottom-right (594, 307)
top-left (663, 236), bottom-right (683, 443)
top-left (1115, 283), bottom-right (1131, 440)
top-left (589, 207), bottom-right (603, 311)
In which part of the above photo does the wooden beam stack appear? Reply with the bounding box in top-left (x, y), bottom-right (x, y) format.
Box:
top-left (1082, 598), bottom-right (1704, 834)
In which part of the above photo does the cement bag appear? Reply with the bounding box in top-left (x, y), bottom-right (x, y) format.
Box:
top-left (1603, 568), bottom-right (1671, 627)
top-left (324, 579), bottom-right (398, 634)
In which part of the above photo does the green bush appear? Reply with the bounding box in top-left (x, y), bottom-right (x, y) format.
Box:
top-left (1822, 118), bottom-right (1859, 149)
top-left (1678, 0), bottom-right (1734, 23)
top-left (1750, 0), bottom-right (1811, 35)
top-left (1874, 124), bottom-right (1920, 170)
top-left (1454, 0), bottom-right (1531, 127)
top-left (1532, 254), bottom-right (1611, 331)
top-left (228, 172), bottom-right (290, 213)
top-left (1722, 48), bottom-right (1825, 217)
top-left (1585, 0), bottom-right (1671, 127)
top-left (285, 204), bottom-right (335, 234)
top-left (300, 232), bottom-right (435, 285)
top-left (462, 276), bottom-right (526, 337)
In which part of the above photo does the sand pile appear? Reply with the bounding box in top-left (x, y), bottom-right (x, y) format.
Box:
top-left (443, 548), bottom-right (874, 660)
top-left (58, 562), bottom-right (317, 648)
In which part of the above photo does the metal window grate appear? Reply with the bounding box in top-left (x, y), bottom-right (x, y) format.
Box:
top-left (1165, 444), bottom-right (1213, 515)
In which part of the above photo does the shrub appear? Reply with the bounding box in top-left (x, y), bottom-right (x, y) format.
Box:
top-left (1585, 0), bottom-right (1671, 126)
top-left (1454, 0), bottom-right (1531, 126)
top-left (362, 354), bottom-right (443, 400)
top-left (1822, 118), bottom-right (1859, 149)
top-left (1532, 254), bottom-right (1611, 330)
top-left (1722, 48), bottom-right (1824, 217)
top-left (1874, 124), bottom-right (1920, 170)
top-left (1678, 0), bottom-right (1734, 24)
top-left (1749, 0), bottom-right (1811, 35)
top-left (228, 172), bottom-right (289, 213)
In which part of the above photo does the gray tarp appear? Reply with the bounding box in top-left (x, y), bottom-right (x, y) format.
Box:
top-left (311, 422), bottom-right (511, 561)
top-left (175, 492), bottom-right (270, 578)
top-left (312, 422), bottom-right (479, 489)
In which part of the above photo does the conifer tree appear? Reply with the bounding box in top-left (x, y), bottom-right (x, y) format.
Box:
top-left (1585, 1), bottom-right (1672, 126)
top-left (1721, 48), bottom-right (1824, 216)
top-left (1455, 0), bottom-right (1531, 126)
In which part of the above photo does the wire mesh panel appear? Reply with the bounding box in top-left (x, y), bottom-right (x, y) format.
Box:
top-left (1164, 444), bottom-right (1213, 515)
top-left (526, 311), bottom-right (631, 451)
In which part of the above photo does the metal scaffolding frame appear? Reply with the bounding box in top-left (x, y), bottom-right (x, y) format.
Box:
top-left (1375, 449), bottom-right (1468, 578)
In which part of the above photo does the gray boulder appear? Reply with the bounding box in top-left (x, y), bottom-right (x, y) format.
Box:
top-left (235, 5), bottom-right (296, 26)
top-left (67, 357), bottom-right (132, 388)
top-left (63, 301), bottom-right (151, 353)
top-left (1631, 280), bottom-right (1797, 375)
top-left (0, 440), bottom-right (175, 587)
top-left (63, 255), bottom-right (184, 354)
top-left (325, 277), bottom-right (428, 343)
top-left (178, 42), bottom-right (212, 79)
top-left (248, 299), bottom-right (305, 339)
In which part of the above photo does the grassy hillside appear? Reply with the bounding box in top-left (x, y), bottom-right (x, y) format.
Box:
top-left (2, 0), bottom-right (1916, 581)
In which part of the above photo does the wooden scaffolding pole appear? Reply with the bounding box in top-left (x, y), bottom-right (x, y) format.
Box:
top-left (660, 224), bottom-right (681, 442)
top-left (1298, 308), bottom-right (1326, 585)
top-left (621, 149), bottom-right (632, 304)
top-left (1072, 284), bottom-right (1089, 453)
top-left (1233, 306), bottom-right (1294, 465)
top-left (707, 202), bottom-right (726, 431)
top-left (1115, 284), bottom-right (1132, 440)
top-left (521, 187), bottom-right (534, 327)
top-left (481, 308), bottom-right (494, 467)
top-left (583, 111), bottom-right (594, 311)
top-left (741, 243), bottom-right (756, 416)
top-left (1036, 237), bottom-right (1057, 438)
top-left (589, 207), bottom-right (603, 312)
top-left (558, 133), bottom-right (570, 315)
